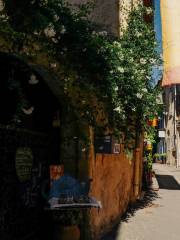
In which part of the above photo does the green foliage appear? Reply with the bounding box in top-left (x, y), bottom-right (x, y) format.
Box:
top-left (0, 1), bottom-right (162, 144)
top-left (154, 153), bottom-right (166, 159)
top-left (145, 152), bottom-right (153, 170)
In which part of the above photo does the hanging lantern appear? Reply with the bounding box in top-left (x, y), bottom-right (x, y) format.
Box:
top-left (22, 106), bottom-right (34, 115)
top-left (147, 119), bottom-right (153, 126)
top-left (147, 117), bottom-right (158, 127)
top-left (146, 141), bottom-right (152, 151)
top-left (152, 117), bottom-right (158, 127)
top-left (28, 74), bottom-right (39, 85)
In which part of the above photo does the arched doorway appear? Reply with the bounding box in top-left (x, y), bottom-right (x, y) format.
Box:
top-left (0, 52), bottom-right (61, 240)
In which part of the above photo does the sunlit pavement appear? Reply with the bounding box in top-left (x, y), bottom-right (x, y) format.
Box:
top-left (103, 163), bottom-right (180, 240)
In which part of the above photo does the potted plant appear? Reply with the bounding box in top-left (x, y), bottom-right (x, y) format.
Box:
top-left (161, 153), bottom-right (167, 164)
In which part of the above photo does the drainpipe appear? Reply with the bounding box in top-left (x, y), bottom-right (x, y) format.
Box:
top-left (134, 147), bottom-right (141, 199)
top-left (174, 85), bottom-right (178, 168)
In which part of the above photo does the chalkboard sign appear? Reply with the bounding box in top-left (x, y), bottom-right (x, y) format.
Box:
top-left (95, 135), bottom-right (113, 153)
top-left (15, 147), bottom-right (33, 182)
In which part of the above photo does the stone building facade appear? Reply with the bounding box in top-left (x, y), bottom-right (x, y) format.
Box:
top-left (163, 86), bottom-right (180, 167)
top-left (160, 0), bottom-right (180, 167)
top-left (68, 0), bottom-right (143, 36)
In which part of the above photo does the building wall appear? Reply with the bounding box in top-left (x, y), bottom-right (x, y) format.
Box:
top-left (163, 85), bottom-right (180, 167)
top-left (89, 153), bottom-right (134, 238)
top-left (86, 128), bottom-right (143, 239)
top-left (68, 0), bottom-right (119, 36)
top-left (164, 87), bottom-right (176, 165)
top-left (68, 0), bottom-right (143, 36)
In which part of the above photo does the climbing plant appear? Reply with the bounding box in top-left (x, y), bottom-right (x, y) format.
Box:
top-left (0, 1), bottom-right (161, 145)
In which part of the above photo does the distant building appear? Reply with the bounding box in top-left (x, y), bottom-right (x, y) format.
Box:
top-left (160, 0), bottom-right (180, 166)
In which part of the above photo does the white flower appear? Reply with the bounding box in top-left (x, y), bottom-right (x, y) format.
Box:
top-left (52, 38), bottom-right (58, 43)
top-left (114, 86), bottom-right (119, 92)
top-left (114, 106), bottom-right (122, 113)
top-left (113, 41), bottom-right (121, 48)
top-left (34, 31), bottom-right (39, 35)
top-left (140, 58), bottom-right (147, 64)
top-left (136, 93), bottom-right (143, 99)
top-left (50, 63), bottom-right (57, 69)
top-left (117, 66), bottom-right (124, 73)
top-left (140, 69), bottom-right (146, 74)
top-left (146, 7), bottom-right (153, 15)
top-left (44, 24), bottom-right (56, 38)
top-left (142, 88), bottom-right (148, 93)
top-left (54, 15), bottom-right (59, 22)
top-left (129, 57), bottom-right (134, 63)
top-left (97, 31), bottom-right (108, 37)
top-left (122, 114), bottom-right (126, 120)
top-left (135, 32), bottom-right (142, 37)
top-left (60, 25), bottom-right (66, 34)
top-left (118, 52), bottom-right (124, 60)
top-left (149, 58), bottom-right (156, 64)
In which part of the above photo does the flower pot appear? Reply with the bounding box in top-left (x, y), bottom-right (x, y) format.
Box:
top-left (53, 225), bottom-right (80, 240)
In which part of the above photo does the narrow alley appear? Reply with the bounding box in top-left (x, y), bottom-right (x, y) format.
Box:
top-left (103, 163), bottom-right (180, 240)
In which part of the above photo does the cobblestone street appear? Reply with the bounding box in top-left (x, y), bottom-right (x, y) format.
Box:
top-left (102, 163), bottom-right (180, 240)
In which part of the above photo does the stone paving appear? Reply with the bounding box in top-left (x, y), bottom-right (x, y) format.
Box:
top-left (102, 163), bottom-right (180, 240)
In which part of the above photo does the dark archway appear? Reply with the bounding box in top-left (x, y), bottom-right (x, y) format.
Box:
top-left (0, 52), bottom-right (63, 240)
top-left (0, 52), bottom-right (61, 132)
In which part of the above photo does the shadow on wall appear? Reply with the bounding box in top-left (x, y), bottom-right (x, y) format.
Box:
top-left (156, 175), bottom-right (180, 190)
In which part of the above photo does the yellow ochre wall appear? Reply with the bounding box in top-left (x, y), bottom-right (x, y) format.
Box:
top-left (161, 0), bottom-right (180, 86)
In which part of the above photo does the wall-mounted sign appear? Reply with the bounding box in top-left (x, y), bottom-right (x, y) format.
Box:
top-left (113, 143), bottom-right (121, 154)
top-left (15, 147), bottom-right (33, 182)
top-left (158, 130), bottom-right (165, 138)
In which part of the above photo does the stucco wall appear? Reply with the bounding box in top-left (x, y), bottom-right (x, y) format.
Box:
top-left (89, 152), bottom-right (134, 238)
top-left (164, 87), bottom-right (176, 165)
top-left (68, 0), bottom-right (119, 36)
top-left (68, 0), bottom-right (143, 36)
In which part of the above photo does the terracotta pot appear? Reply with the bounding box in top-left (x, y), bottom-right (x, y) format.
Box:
top-left (54, 225), bottom-right (80, 240)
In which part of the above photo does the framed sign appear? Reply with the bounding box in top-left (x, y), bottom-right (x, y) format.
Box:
top-left (113, 143), bottom-right (121, 154)
top-left (158, 130), bottom-right (165, 138)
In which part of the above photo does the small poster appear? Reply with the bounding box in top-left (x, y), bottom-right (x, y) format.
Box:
top-left (113, 143), bottom-right (121, 154)
top-left (50, 165), bottom-right (64, 185)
